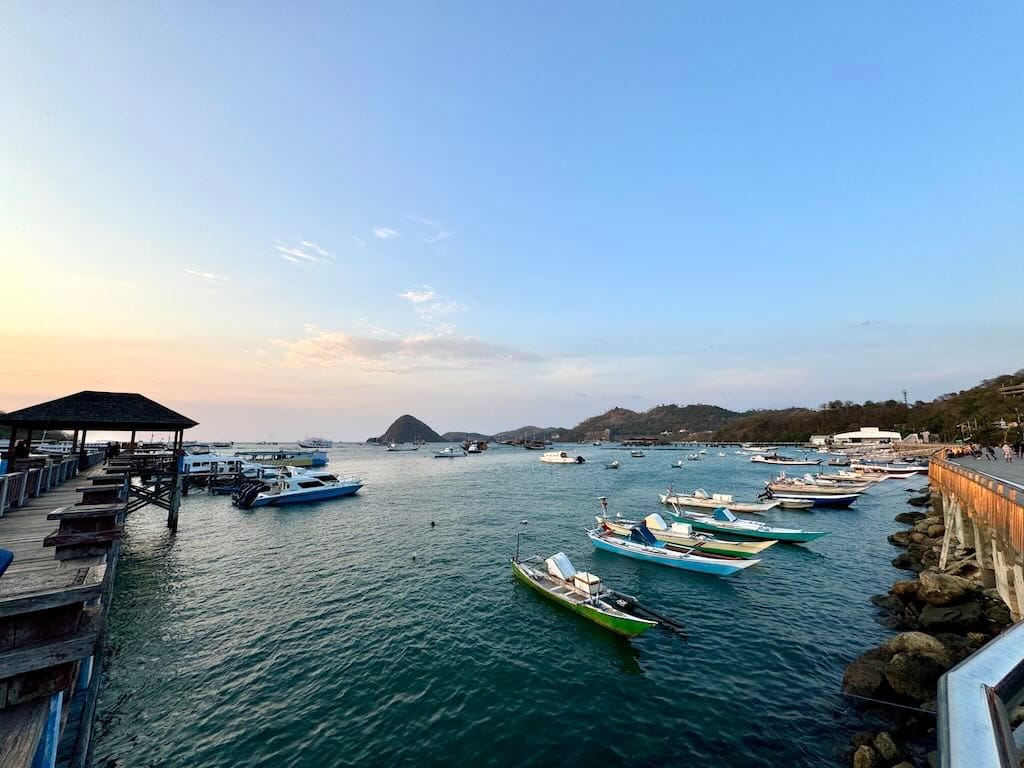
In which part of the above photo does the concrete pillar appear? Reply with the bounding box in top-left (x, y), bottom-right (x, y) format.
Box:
top-left (1012, 563), bottom-right (1024, 623)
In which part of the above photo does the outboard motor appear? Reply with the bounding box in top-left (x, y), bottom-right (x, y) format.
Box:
top-left (232, 480), bottom-right (268, 509)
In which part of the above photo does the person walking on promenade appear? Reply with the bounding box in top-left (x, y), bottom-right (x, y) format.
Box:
top-left (1002, 442), bottom-right (1014, 462)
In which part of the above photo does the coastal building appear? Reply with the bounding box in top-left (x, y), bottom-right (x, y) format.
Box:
top-left (831, 426), bottom-right (902, 446)
top-left (809, 435), bottom-right (829, 446)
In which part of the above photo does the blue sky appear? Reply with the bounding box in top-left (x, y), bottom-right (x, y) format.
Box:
top-left (1, 3), bottom-right (1021, 439)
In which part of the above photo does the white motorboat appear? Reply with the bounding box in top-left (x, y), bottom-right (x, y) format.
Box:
top-left (386, 443), bottom-right (419, 452)
top-left (630, 450), bottom-right (645, 458)
top-left (434, 447), bottom-right (465, 458)
top-left (540, 451), bottom-right (585, 464)
top-left (605, 460), bottom-right (620, 469)
top-left (232, 466), bottom-right (362, 508)
top-left (660, 488), bottom-right (780, 514)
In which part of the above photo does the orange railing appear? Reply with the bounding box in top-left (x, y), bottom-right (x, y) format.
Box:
top-left (929, 457), bottom-right (1024, 553)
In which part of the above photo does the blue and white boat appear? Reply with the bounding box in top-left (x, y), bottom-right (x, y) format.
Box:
top-left (587, 524), bottom-right (759, 577)
top-left (434, 447), bottom-right (465, 458)
top-left (232, 467), bottom-right (361, 508)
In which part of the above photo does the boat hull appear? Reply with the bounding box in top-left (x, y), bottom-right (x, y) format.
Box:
top-left (600, 519), bottom-right (774, 559)
top-left (767, 492), bottom-right (858, 508)
top-left (250, 483), bottom-right (362, 507)
top-left (511, 562), bottom-right (655, 636)
top-left (588, 533), bottom-right (756, 576)
top-left (660, 494), bottom-right (780, 514)
top-left (668, 513), bottom-right (828, 543)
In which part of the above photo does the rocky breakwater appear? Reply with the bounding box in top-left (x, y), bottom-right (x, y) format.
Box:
top-left (840, 489), bottom-right (1018, 768)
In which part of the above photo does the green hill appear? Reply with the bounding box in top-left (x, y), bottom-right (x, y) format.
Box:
top-left (375, 414), bottom-right (443, 443)
top-left (567, 404), bottom-right (742, 441)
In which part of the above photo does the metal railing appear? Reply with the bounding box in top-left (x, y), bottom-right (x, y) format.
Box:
top-left (938, 620), bottom-right (1024, 767)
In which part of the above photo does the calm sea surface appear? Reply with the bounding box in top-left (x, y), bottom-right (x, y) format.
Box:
top-left (93, 445), bottom-right (919, 767)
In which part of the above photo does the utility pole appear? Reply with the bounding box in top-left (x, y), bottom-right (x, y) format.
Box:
top-left (902, 389), bottom-right (908, 407)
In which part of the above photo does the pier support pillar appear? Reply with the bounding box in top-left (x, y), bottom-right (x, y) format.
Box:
top-left (974, 522), bottom-right (996, 588)
top-left (168, 473), bottom-right (181, 532)
top-left (1013, 563), bottom-right (1024, 623)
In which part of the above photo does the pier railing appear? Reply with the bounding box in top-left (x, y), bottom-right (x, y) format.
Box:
top-left (0, 454), bottom-right (90, 518)
top-left (929, 457), bottom-right (1024, 554)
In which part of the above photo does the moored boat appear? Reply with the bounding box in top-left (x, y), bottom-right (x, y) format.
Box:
top-left (386, 442), bottom-right (419, 452)
top-left (587, 524), bottom-right (759, 576)
top-left (434, 447), bottom-right (465, 458)
top-left (659, 488), bottom-right (780, 514)
top-left (540, 451), bottom-right (585, 464)
top-left (665, 505), bottom-right (828, 544)
top-left (597, 513), bottom-right (775, 559)
top-left (232, 466), bottom-right (362, 508)
top-left (511, 551), bottom-right (657, 636)
top-left (630, 450), bottom-right (645, 458)
top-left (750, 454), bottom-right (822, 466)
top-left (298, 436), bottom-right (333, 448)
top-left (605, 460), bottom-right (620, 469)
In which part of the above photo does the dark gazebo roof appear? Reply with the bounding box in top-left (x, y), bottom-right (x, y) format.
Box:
top-left (0, 391), bottom-right (198, 431)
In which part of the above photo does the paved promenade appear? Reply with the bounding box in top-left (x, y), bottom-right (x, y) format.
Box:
top-left (952, 455), bottom-right (1024, 490)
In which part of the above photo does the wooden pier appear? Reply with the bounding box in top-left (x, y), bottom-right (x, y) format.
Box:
top-left (0, 391), bottom-right (197, 768)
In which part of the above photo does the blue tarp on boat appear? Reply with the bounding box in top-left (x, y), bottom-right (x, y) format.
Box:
top-left (629, 524), bottom-right (659, 546)
top-left (713, 507), bottom-right (738, 522)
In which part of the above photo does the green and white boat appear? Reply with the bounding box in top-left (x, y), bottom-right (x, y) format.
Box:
top-left (666, 505), bottom-right (829, 544)
top-left (511, 551), bottom-right (657, 637)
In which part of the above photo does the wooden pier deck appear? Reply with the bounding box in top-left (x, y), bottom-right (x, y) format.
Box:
top-left (0, 462), bottom-right (118, 768)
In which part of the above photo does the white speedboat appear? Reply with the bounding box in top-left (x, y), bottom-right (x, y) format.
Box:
top-left (605, 460), bottom-right (620, 469)
top-left (298, 436), bottom-right (333, 448)
top-left (630, 450), bottom-right (645, 458)
top-left (386, 443), bottom-right (419, 452)
top-left (540, 451), bottom-right (585, 464)
top-left (660, 488), bottom-right (780, 514)
top-left (434, 447), bottom-right (465, 458)
top-left (232, 466), bottom-right (362, 508)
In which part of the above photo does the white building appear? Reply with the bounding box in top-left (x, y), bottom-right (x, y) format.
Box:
top-left (809, 435), bottom-right (829, 446)
top-left (831, 426), bottom-right (902, 446)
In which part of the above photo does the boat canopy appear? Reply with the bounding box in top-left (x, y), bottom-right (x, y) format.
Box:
top-left (643, 513), bottom-right (669, 531)
top-left (629, 524), bottom-right (659, 546)
top-left (546, 552), bottom-right (576, 581)
top-left (713, 508), bottom-right (738, 522)
top-left (694, 489), bottom-right (709, 499)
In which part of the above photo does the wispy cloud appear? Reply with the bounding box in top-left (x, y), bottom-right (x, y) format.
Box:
top-left (271, 325), bottom-right (541, 372)
top-left (353, 236), bottom-right (367, 246)
top-left (373, 227), bottom-right (400, 240)
top-left (409, 214), bottom-right (452, 243)
top-left (184, 269), bottom-right (230, 282)
top-left (398, 286), bottom-right (436, 304)
top-left (275, 239), bottom-right (332, 265)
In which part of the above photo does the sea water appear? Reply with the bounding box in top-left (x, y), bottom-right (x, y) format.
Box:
top-left (94, 445), bottom-right (917, 766)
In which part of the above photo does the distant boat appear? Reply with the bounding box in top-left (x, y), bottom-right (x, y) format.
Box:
top-left (828, 456), bottom-right (851, 466)
top-left (298, 436), bottom-right (333, 449)
top-left (434, 447), bottom-right (465, 458)
top-left (386, 443), bottom-right (419, 452)
top-left (511, 551), bottom-right (657, 637)
top-left (606, 460), bottom-right (621, 469)
top-left (587, 524), bottom-right (759, 577)
top-left (666, 505), bottom-right (828, 544)
top-left (716, 452), bottom-right (726, 457)
top-left (750, 454), bottom-right (822, 466)
top-left (671, 460), bottom-right (684, 468)
top-left (687, 453), bottom-right (701, 461)
top-left (630, 450), bottom-right (645, 458)
top-left (540, 451), bottom-right (585, 464)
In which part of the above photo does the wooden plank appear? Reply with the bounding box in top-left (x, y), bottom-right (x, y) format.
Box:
top-left (47, 505), bottom-right (124, 521)
top-left (0, 578), bottom-right (104, 619)
top-left (43, 530), bottom-right (122, 548)
top-left (0, 612), bottom-right (99, 679)
top-left (0, 697), bottom-right (48, 768)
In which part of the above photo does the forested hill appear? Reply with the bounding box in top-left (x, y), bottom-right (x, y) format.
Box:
top-left (566, 404), bottom-right (742, 441)
top-left (711, 371), bottom-right (1024, 444)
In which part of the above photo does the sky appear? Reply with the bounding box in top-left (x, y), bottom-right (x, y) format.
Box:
top-left (1, 3), bottom-right (1022, 440)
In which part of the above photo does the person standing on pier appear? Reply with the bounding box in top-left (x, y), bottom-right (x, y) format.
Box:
top-left (1002, 442), bottom-right (1014, 462)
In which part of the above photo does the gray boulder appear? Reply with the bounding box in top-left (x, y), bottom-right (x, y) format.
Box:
top-left (874, 731), bottom-right (901, 762)
top-left (879, 632), bottom-right (952, 667)
top-left (919, 601), bottom-right (983, 632)
top-left (884, 652), bottom-right (946, 701)
top-left (918, 570), bottom-right (972, 605)
top-left (853, 745), bottom-right (881, 768)
top-left (843, 648), bottom-right (889, 697)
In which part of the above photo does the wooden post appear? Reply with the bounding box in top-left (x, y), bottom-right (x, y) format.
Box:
top-left (5, 426), bottom-right (18, 464)
top-left (168, 472), bottom-right (181, 531)
top-left (79, 430), bottom-right (88, 471)
top-left (129, 431), bottom-right (136, 452)
top-left (71, 429), bottom-right (80, 454)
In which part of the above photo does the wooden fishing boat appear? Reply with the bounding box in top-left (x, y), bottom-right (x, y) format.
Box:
top-left (778, 499), bottom-right (814, 510)
top-left (587, 524), bottom-right (760, 577)
top-left (511, 551), bottom-right (657, 636)
top-left (660, 488), bottom-right (780, 514)
top-left (666, 505), bottom-right (828, 544)
top-left (597, 514), bottom-right (775, 559)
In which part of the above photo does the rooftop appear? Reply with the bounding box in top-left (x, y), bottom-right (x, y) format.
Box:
top-left (0, 391), bottom-right (198, 431)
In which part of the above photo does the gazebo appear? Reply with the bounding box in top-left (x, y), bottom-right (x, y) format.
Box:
top-left (1, 390), bottom-right (198, 468)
